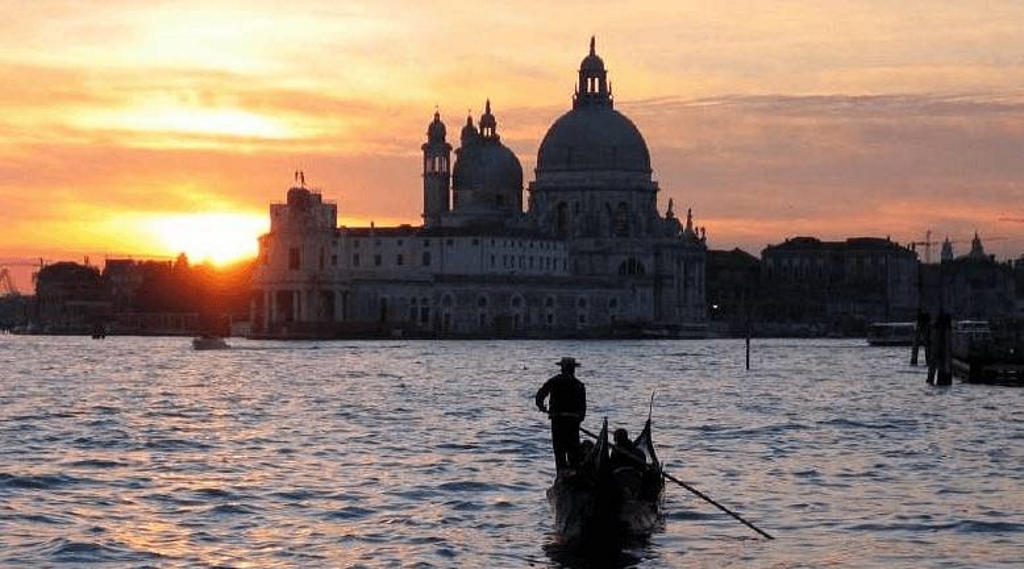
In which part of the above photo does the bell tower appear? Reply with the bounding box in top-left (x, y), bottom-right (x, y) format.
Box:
top-left (422, 110), bottom-right (452, 228)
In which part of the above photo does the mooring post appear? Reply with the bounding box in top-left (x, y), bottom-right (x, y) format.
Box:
top-left (745, 318), bottom-right (751, 370)
top-left (911, 311), bottom-right (929, 366)
top-left (927, 314), bottom-right (938, 385)
top-left (936, 313), bottom-right (953, 386)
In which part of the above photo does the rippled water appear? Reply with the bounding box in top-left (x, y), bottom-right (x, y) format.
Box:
top-left (1, 335), bottom-right (1022, 568)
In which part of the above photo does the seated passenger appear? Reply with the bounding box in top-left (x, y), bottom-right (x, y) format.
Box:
top-left (610, 428), bottom-right (644, 470)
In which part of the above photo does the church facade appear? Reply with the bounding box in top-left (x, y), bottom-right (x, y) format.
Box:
top-left (250, 40), bottom-right (708, 338)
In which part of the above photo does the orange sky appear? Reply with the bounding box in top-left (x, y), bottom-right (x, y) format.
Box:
top-left (2, 0), bottom-right (1024, 291)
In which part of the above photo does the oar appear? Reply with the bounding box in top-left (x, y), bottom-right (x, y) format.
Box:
top-left (579, 425), bottom-right (775, 540)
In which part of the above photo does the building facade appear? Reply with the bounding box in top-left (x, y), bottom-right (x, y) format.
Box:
top-left (251, 40), bottom-right (708, 338)
top-left (919, 233), bottom-right (1018, 323)
top-left (759, 236), bottom-right (919, 335)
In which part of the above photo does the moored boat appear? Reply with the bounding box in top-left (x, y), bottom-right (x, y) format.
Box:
top-left (866, 321), bottom-right (917, 346)
top-left (546, 417), bottom-right (664, 544)
top-left (192, 335), bottom-right (229, 350)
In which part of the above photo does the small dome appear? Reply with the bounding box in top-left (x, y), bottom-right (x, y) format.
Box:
top-left (461, 113), bottom-right (479, 146)
top-left (453, 143), bottom-right (523, 198)
top-left (536, 105), bottom-right (651, 174)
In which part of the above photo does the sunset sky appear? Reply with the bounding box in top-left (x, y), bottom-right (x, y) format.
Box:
top-left (2, 0), bottom-right (1024, 291)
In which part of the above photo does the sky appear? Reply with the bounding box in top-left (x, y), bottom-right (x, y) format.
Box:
top-left (2, 0), bottom-right (1024, 291)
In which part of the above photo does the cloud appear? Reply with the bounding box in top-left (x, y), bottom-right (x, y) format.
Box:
top-left (616, 92), bottom-right (1024, 256)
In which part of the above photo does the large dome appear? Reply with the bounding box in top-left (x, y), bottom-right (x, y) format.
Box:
top-left (536, 105), bottom-right (651, 174)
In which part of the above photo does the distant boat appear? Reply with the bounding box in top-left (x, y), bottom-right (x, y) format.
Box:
top-left (953, 320), bottom-right (992, 340)
top-left (192, 335), bottom-right (229, 350)
top-left (866, 322), bottom-right (917, 346)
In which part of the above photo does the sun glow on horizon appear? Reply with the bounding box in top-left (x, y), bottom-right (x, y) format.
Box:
top-left (73, 105), bottom-right (300, 141)
top-left (145, 212), bottom-right (268, 266)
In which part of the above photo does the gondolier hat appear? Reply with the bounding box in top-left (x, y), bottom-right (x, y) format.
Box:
top-left (557, 357), bottom-right (580, 368)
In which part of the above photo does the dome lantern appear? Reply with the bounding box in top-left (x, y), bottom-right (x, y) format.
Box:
top-left (479, 99), bottom-right (499, 141)
top-left (574, 36), bottom-right (612, 109)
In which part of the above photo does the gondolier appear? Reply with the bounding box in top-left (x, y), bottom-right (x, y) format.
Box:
top-left (535, 357), bottom-right (587, 469)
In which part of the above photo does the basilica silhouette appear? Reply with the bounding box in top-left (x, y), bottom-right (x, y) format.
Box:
top-left (251, 39), bottom-right (708, 338)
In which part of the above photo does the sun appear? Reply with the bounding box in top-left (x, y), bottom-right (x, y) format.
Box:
top-left (147, 212), bottom-right (268, 266)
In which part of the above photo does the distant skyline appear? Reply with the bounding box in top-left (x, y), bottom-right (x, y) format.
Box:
top-left (3, 0), bottom-right (1024, 291)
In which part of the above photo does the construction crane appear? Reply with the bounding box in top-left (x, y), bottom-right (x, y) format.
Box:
top-left (909, 231), bottom-right (1008, 263)
top-left (0, 258), bottom-right (46, 296)
top-left (0, 267), bottom-right (17, 296)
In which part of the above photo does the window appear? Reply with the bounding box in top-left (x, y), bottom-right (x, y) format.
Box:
top-left (289, 247), bottom-right (300, 270)
top-left (353, 254), bottom-right (360, 267)
top-left (331, 255), bottom-right (338, 266)
top-left (614, 203), bottom-right (629, 237)
top-left (422, 251), bottom-right (431, 266)
top-left (374, 254), bottom-right (382, 266)
top-left (556, 202), bottom-right (569, 237)
top-left (396, 254), bottom-right (404, 266)
top-left (618, 258), bottom-right (646, 275)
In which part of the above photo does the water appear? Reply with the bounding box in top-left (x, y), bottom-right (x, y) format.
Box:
top-left (1, 336), bottom-right (1022, 568)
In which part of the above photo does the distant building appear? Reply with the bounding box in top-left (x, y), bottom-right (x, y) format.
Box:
top-left (33, 262), bottom-right (110, 334)
top-left (251, 40), bottom-right (708, 338)
top-left (102, 257), bottom-right (201, 335)
top-left (1015, 256), bottom-right (1024, 319)
top-left (759, 236), bottom-right (919, 335)
top-left (920, 233), bottom-right (1017, 323)
top-left (705, 248), bottom-right (760, 336)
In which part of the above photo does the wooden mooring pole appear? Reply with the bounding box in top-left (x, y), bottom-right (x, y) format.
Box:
top-left (745, 318), bottom-right (751, 370)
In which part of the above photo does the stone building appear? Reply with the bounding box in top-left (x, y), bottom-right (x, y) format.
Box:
top-left (33, 262), bottom-right (110, 334)
top-left (251, 39), bottom-right (708, 338)
top-left (919, 233), bottom-right (1017, 323)
top-left (705, 248), bottom-right (761, 336)
top-left (759, 236), bottom-right (919, 335)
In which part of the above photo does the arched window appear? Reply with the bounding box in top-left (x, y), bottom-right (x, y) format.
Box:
top-left (618, 258), bottom-right (646, 276)
top-left (614, 202), bottom-right (629, 237)
top-left (556, 202), bottom-right (569, 238)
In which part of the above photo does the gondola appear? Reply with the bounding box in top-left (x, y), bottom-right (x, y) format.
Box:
top-left (546, 417), bottom-right (664, 544)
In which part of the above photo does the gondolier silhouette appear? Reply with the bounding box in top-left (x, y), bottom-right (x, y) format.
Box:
top-left (536, 357), bottom-right (587, 469)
